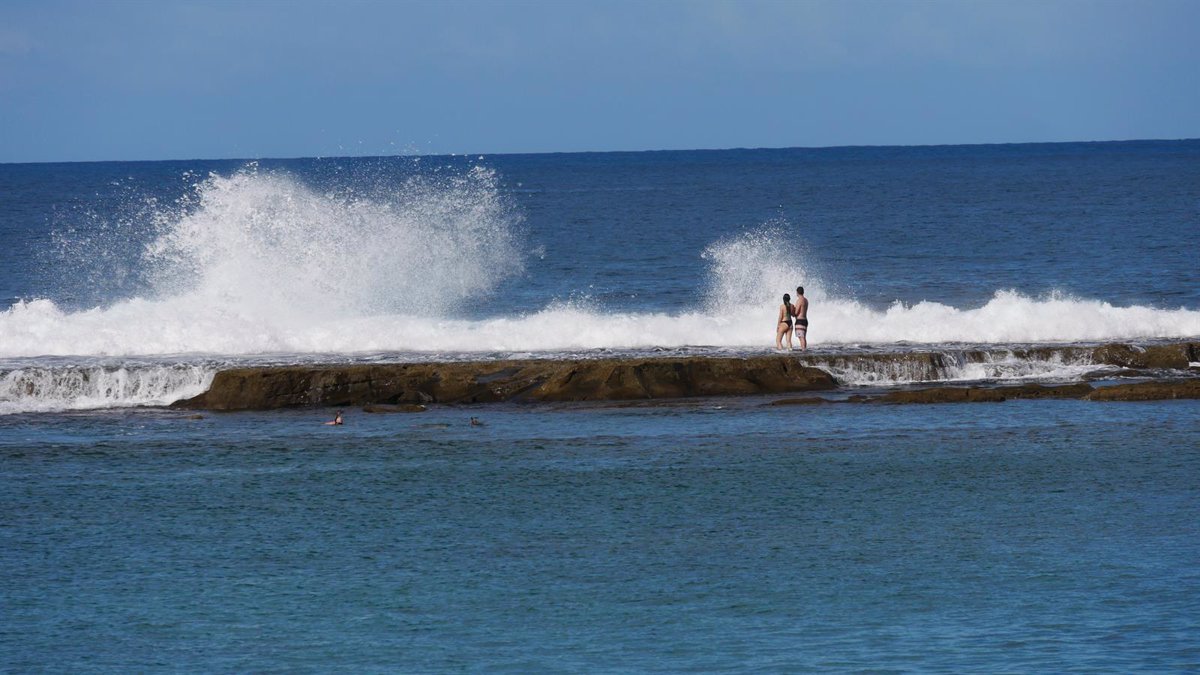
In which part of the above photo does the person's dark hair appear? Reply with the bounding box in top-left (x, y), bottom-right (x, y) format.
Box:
top-left (796, 286), bottom-right (804, 295)
top-left (783, 293), bottom-right (791, 304)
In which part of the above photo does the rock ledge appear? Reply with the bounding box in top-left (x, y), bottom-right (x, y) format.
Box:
top-left (174, 355), bottom-right (838, 411)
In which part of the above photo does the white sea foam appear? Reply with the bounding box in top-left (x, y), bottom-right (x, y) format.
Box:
top-left (0, 364), bottom-right (214, 415)
top-left (2, 170), bottom-right (1198, 359)
top-left (142, 163), bottom-right (524, 318)
top-left (8, 291), bottom-right (1195, 359)
top-left (813, 351), bottom-right (1110, 387)
top-left (1, 168), bottom-right (1198, 413)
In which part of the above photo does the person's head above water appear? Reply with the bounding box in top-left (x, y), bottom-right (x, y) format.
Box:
top-left (796, 286), bottom-right (804, 296)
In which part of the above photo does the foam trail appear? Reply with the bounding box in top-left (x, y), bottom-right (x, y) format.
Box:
top-left (814, 291), bottom-right (1200, 345)
top-left (0, 364), bottom-right (214, 415)
top-left (809, 350), bottom-right (1110, 387)
top-left (4, 286), bottom-right (1200, 360)
top-left (399, 295), bottom-right (1199, 352)
top-left (3, 184), bottom-right (1199, 360)
top-left (9, 289), bottom-right (1197, 359)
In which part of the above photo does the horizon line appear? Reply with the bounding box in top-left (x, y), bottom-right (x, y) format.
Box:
top-left (3, 136), bottom-right (1198, 167)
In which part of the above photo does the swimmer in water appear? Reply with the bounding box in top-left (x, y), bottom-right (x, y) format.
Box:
top-left (324, 411), bottom-right (343, 426)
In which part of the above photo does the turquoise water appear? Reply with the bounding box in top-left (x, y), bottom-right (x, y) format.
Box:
top-left (4, 398), bottom-right (1197, 671)
top-left (2, 142), bottom-right (1198, 670)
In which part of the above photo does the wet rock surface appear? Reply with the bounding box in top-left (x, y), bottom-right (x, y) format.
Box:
top-left (1090, 343), bottom-right (1198, 370)
top-left (172, 341), bottom-right (1200, 411)
top-left (875, 383), bottom-right (1095, 404)
top-left (767, 397), bottom-right (831, 406)
top-left (361, 403), bottom-right (428, 413)
top-left (1086, 379), bottom-right (1200, 401)
top-left (998, 383), bottom-right (1097, 399)
top-left (175, 356), bottom-right (838, 411)
top-left (878, 387), bottom-right (1010, 404)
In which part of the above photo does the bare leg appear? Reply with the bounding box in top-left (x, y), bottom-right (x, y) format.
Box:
top-left (775, 323), bottom-right (787, 349)
top-left (797, 328), bottom-right (807, 351)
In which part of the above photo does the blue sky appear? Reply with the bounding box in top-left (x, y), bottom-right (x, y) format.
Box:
top-left (1, 0), bottom-right (1196, 162)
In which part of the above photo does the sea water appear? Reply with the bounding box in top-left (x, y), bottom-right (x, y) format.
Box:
top-left (3, 400), bottom-right (1198, 671)
top-left (2, 141), bottom-right (1199, 670)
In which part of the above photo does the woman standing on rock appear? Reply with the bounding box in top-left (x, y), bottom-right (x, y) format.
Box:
top-left (776, 293), bottom-right (795, 350)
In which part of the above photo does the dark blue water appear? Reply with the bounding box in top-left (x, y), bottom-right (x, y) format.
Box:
top-left (3, 140), bottom-right (1199, 312)
top-left (3, 140), bottom-right (1197, 373)
top-left (2, 142), bottom-right (1199, 670)
top-left (3, 399), bottom-right (1198, 671)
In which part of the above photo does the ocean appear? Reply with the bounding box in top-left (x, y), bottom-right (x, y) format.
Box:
top-left (2, 141), bottom-right (1199, 670)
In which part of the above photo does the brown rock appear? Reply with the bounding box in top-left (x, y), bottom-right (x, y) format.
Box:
top-left (997, 383), bottom-right (1094, 399)
top-left (1085, 379), bottom-right (1200, 401)
top-left (169, 340), bottom-right (1197, 411)
top-left (842, 382), bottom-right (1092, 405)
top-left (1091, 343), bottom-right (1192, 370)
top-left (362, 404), bottom-right (427, 413)
top-left (768, 397), bottom-right (830, 406)
top-left (1084, 368), bottom-right (1148, 380)
top-left (800, 351), bottom-right (971, 384)
top-left (878, 387), bottom-right (1008, 404)
top-left (174, 356), bottom-right (838, 411)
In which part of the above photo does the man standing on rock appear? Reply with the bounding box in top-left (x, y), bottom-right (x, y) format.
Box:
top-left (793, 286), bottom-right (809, 351)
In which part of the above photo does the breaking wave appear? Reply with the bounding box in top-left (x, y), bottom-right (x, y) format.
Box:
top-left (1, 166), bottom-right (1198, 413)
top-left (4, 191), bottom-right (1198, 360)
top-left (5, 289), bottom-right (1197, 358)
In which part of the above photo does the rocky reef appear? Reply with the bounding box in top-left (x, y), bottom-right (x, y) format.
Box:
top-left (794, 341), bottom-right (1200, 382)
top-left (768, 379), bottom-right (1200, 405)
top-left (173, 341), bottom-right (1200, 411)
top-left (1085, 378), bottom-right (1200, 401)
top-left (875, 382), bottom-right (1095, 404)
top-left (175, 355), bottom-right (838, 411)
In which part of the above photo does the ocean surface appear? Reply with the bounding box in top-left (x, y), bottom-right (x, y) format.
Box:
top-left (2, 141), bottom-right (1199, 670)
top-left (2, 141), bottom-right (1200, 411)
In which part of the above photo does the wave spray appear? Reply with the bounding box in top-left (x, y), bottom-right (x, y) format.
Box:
top-left (4, 182), bottom-right (1199, 361)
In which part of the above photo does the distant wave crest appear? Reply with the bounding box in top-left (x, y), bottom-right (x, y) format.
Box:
top-left (1, 175), bottom-right (1198, 361)
top-left (5, 160), bottom-right (1197, 415)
